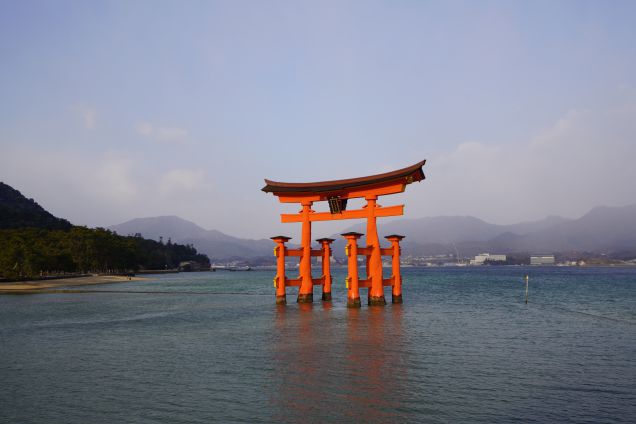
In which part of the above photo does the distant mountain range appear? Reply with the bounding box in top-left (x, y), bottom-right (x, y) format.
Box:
top-left (3, 177), bottom-right (634, 261)
top-left (110, 203), bottom-right (636, 261)
top-left (338, 204), bottom-right (636, 258)
top-left (109, 216), bottom-right (275, 260)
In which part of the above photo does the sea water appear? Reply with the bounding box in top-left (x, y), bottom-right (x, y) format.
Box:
top-left (1, 267), bottom-right (634, 423)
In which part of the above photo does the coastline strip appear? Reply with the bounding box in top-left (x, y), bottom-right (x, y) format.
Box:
top-left (0, 275), bottom-right (147, 294)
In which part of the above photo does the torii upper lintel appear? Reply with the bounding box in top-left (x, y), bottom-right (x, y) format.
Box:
top-left (262, 159), bottom-right (425, 202)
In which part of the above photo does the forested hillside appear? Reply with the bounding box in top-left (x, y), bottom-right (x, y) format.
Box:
top-left (0, 183), bottom-right (209, 279)
top-left (0, 182), bottom-right (72, 230)
top-left (0, 227), bottom-right (209, 279)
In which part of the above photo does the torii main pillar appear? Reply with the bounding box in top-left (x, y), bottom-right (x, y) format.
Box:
top-left (263, 160), bottom-right (426, 305)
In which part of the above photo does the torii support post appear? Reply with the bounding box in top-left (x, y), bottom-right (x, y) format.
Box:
top-left (365, 195), bottom-right (386, 306)
top-left (385, 235), bottom-right (405, 304)
top-left (297, 201), bottom-right (314, 303)
top-left (317, 238), bottom-right (334, 301)
top-left (271, 236), bottom-right (291, 305)
top-left (342, 232), bottom-right (363, 308)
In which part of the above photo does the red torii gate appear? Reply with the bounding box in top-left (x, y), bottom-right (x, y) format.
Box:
top-left (262, 160), bottom-right (425, 307)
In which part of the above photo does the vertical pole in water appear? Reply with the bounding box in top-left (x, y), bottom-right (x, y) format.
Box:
top-left (297, 201), bottom-right (314, 303)
top-left (271, 236), bottom-right (291, 305)
top-left (342, 232), bottom-right (362, 308)
top-left (366, 196), bottom-right (386, 306)
top-left (317, 238), bottom-right (334, 301)
top-left (385, 235), bottom-right (405, 304)
top-left (525, 275), bottom-right (529, 304)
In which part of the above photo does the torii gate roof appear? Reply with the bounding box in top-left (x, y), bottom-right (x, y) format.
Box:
top-left (262, 160), bottom-right (426, 196)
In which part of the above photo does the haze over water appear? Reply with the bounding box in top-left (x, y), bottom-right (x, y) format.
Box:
top-left (1, 267), bottom-right (634, 423)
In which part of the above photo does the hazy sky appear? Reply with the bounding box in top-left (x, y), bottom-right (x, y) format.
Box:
top-left (2, 0), bottom-right (635, 239)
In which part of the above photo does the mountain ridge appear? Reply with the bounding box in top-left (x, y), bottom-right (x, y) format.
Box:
top-left (0, 182), bottom-right (72, 230)
top-left (109, 216), bottom-right (275, 260)
top-left (109, 203), bottom-right (636, 261)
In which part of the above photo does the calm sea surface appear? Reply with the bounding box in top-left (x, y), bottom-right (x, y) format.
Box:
top-left (1, 266), bottom-right (635, 423)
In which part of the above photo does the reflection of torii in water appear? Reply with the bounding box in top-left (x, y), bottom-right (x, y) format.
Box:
top-left (262, 160), bottom-right (426, 307)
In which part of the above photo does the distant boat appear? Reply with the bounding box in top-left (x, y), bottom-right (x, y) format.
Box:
top-left (210, 265), bottom-right (251, 272)
top-left (228, 266), bottom-right (251, 272)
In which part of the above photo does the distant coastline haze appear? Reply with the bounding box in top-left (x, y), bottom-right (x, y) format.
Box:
top-left (108, 203), bottom-right (636, 261)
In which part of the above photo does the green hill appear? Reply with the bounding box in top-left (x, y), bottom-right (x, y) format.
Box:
top-left (0, 182), bottom-right (72, 230)
top-left (0, 183), bottom-right (209, 279)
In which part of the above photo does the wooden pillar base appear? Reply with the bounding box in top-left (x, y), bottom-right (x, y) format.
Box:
top-left (368, 295), bottom-right (387, 306)
top-left (276, 295), bottom-right (287, 305)
top-left (297, 293), bottom-right (313, 303)
top-left (321, 292), bottom-right (332, 301)
top-left (347, 297), bottom-right (361, 308)
top-left (392, 294), bottom-right (403, 304)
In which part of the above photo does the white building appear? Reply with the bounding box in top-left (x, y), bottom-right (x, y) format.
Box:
top-left (470, 253), bottom-right (507, 265)
top-left (531, 255), bottom-right (555, 265)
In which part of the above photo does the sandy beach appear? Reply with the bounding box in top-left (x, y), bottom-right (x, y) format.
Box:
top-left (0, 275), bottom-right (147, 293)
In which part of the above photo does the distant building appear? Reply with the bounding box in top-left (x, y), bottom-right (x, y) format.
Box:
top-left (470, 253), bottom-right (507, 265)
top-left (530, 255), bottom-right (555, 265)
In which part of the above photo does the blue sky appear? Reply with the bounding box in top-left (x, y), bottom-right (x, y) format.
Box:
top-left (2, 1), bottom-right (635, 239)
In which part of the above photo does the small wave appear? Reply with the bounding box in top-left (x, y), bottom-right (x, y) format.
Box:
top-left (555, 307), bottom-right (635, 325)
top-left (31, 311), bottom-right (177, 328)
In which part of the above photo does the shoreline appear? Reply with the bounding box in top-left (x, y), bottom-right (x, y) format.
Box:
top-left (0, 275), bottom-right (147, 294)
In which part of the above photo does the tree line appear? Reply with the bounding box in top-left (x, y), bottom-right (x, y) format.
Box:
top-left (0, 226), bottom-right (210, 280)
